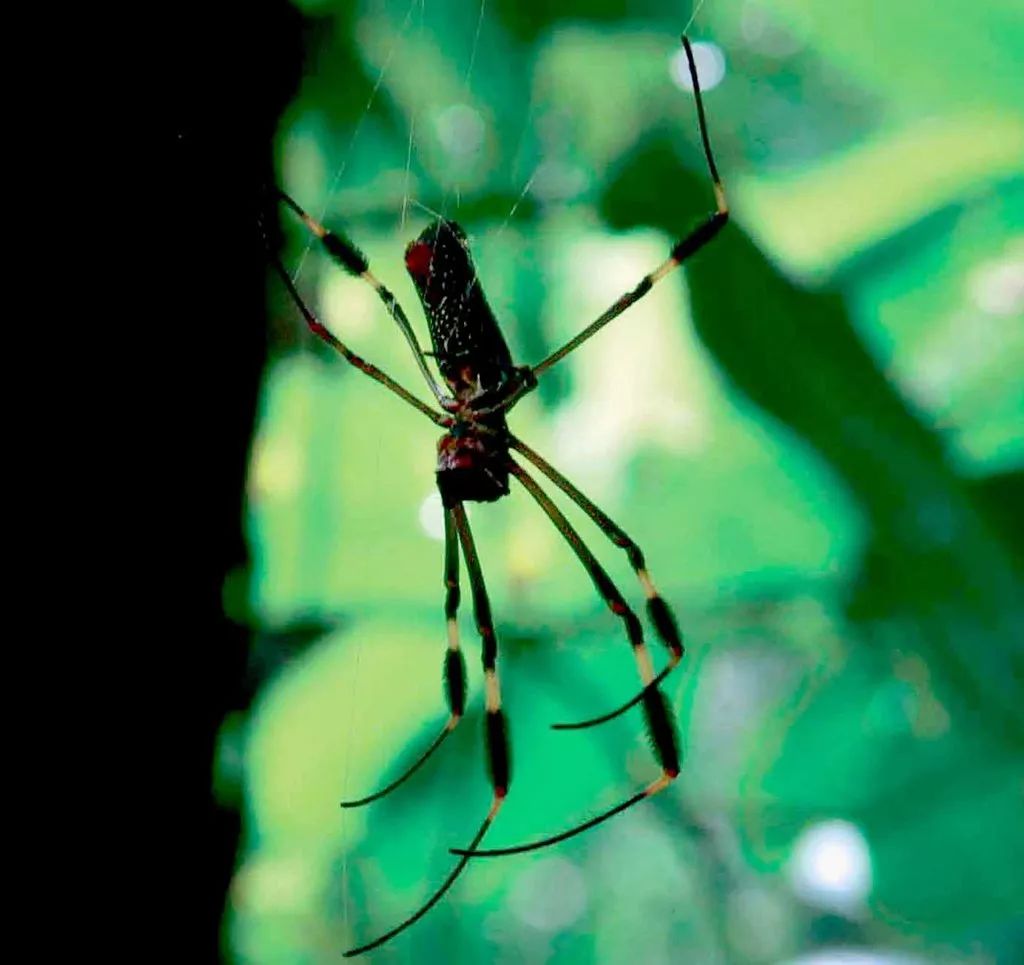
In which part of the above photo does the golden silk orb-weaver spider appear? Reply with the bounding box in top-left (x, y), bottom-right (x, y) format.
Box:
top-left (266, 35), bottom-right (728, 957)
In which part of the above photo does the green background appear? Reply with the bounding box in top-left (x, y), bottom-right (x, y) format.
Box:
top-left (220, 1), bottom-right (1023, 961)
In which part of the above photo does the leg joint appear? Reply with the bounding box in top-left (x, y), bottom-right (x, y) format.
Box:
top-left (444, 584), bottom-right (461, 618)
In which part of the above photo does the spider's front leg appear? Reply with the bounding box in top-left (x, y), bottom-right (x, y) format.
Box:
top-left (487, 35), bottom-right (729, 417)
top-left (275, 188), bottom-right (449, 405)
top-left (264, 237), bottom-right (445, 426)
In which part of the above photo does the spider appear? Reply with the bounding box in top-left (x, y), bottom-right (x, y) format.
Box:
top-left (266, 35), bottom-right (728, 957)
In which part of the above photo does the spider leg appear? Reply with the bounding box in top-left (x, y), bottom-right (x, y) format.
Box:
top-left (497, 459), bottom-right (680, 855)
top-left (490, 36), bottom-right (728, 415)
top-left (344, 504), bottom-right (510, 956)
top-left (451, 503), bottom-right (512, 804)
top-left (276, 188), bottom-right (449, 405)
top-left (452, 754), bottom-right (677, 858)
top-left (344, 806), bottom-right (500, 957)
top-left (454, 465), bottom-right (681, 856)
top-left (507, 436), bottom-right (683, 729)
top-left (508, 459), bottom-right (666, 704)
top-left (339, 509), bottom-right (466, 808)
top-left (265, 241), bottom-right (445, 425)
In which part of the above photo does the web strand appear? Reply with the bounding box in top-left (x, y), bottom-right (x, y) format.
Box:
top-left (681, 0), bottom-right (710, 38)
top-left (401, 0), bottom-right (427, 232)
top-left (291, 0), bottom-right (421, 281)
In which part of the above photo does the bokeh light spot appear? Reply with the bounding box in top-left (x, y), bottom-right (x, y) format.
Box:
top-left (740, 2), bottom-right (806, 58)
top-left (508, 856), bottom-right (588, 932)
top-left (788, 819), bottom-right (872, 915)
top-left (418, 490), bottom-right (446, 541)
top-left (786, 951), bottom-right (927, 965)
top-left (670, 41), bottom-right (726, 93)
top-left (435, 103), bottom-right (486, 159)
top-left (969, 240), bottom-right (1024, 316)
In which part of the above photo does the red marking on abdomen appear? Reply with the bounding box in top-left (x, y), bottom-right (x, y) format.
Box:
top-left (437, 432), bottom-right (487, 472)
top-left (405, 242), bottom-right (433, 278)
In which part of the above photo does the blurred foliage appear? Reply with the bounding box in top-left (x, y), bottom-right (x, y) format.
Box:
top-left (221, 1), bottom-right (1023, 962)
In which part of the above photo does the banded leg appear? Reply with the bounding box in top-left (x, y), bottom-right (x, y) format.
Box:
top-left (344, 505), bottom-right (510, 956)
top-left (266, 244), bottom-right (444, 425)
top-left (452, 461), bottom-right (679, 859)
top-left (490, 36), bottom-right (728, 416)
top-left (510, 435), bottom-right (683, 729)
top-left (451, 504), bottom-right (512, 802)
top-left (277, 188), bottom-right (448, 404)
top-left (507, 460), bottom-right (660, 701)
top-left (339, 509), bottom-right (465, 808)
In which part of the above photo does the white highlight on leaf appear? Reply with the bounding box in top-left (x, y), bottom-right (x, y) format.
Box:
top-left (969, 238), bottom-right (1024, 317)
top-left (249, 433), bottom-right (305, 501)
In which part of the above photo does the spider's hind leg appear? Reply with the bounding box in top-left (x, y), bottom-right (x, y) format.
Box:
top-left (338, 509), bottom-right (465, 809)
top-left (449, 460), bottom-right (680, 861)
top-left (343, 504), bottom-right (510, 955)
top-left (509, 436), bottom-right (684, 730)
top-left (451, 504), bottom-right (512, 802)
top-left (506, 459), bottom-right (681, 769)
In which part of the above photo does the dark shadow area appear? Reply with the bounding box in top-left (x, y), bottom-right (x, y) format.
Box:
top-left (168, 2), bottom-right (302, 960)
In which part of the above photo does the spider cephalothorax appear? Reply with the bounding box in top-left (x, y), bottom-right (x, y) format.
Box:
top-left (435, 414), bottom-right (510, 508)
top-left (269, 35), bottom-right (727, 958)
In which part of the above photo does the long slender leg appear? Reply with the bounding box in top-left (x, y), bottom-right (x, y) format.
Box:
top-left (509, 435), bottom-right (683, 729)
top-left (453, 761), bottom-right (676, 858)
top-left (450, 461), bottom-right (679, 859)
top-left (344, 504), bottom-right (509, 957)
top-left (507, 460), bottom-right (659, 695)
top-left (451, 504), bottom-right (513, 804)
top-left (442, 506), bottom-right (469, 721)
top-left (266, 244), bottom-right (445, 425)
top-left (339, 509), bottom-right (465, 808)
top-left (489, 36), bottom-right (728, 416)
top-left (277, 188), bottom-right (448, 405)
top-left (345, 810), bottom-right (500, 957)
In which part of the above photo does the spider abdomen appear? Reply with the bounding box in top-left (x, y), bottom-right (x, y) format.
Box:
top-left (436, 427), bottom-right (510, 508)
top-left (405, 219), bottom-right (516, 396)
